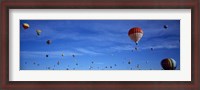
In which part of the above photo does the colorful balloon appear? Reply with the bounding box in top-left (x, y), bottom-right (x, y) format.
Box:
top-left (135, 47), bottom-right (138, 51)
top-left (22, 23), bottom-right (30, 29)
top-left (36, 30), bottom-right (42, 36)
top-left (164, 25), bottom-right (168, 29)
top-left (128, 27), bottom-right (143, 45)
top-left (161, 58), bottom-right (176, 70)
top-left (46, 40), bottom-right (51, 45)
top-left (151, 48), bottom-right (154, 51)
top-left (57, 61), bottom-right (60, 65)
top-left (137, 64), bottom-right (140, 68)
top-left (128, 61), bottom-right (131, 64)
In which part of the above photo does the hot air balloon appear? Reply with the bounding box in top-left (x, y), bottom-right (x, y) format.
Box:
top-left (128, 61), bottom-right (131, 64)
top-left (137, 64), bottom-right (140, 68)
top-left (46, 55), bottom-right (48, 57)
top-left (161, 58), bottom-right (176, 70)
top-left (36, 30), bottom-right (42, 36)
top-left (62, 54), bottom-right (64, 57)
top-left (135, 47), bottom-right (138, 51)
top-left (76, 63), bottom-right (78, 66)
top-left (22, 23), bottom-right (30, 29)
top-left (128, 27), bottom-right (143, 45)
top-left (46, 40), bottom-right (51, 45)
top-left (57, 61), bottom-right (60, 65)
top-left (164, 25), bottom-right (168, 29)
top-left (72, 54), bottom-right (75, 58)
top-left (146, 61), bottom-right (149, 64)
top-left (151, 48), bottom-right (154, 51)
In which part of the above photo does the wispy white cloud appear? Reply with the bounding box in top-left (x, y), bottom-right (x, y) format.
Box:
top-left (76, 48), bottom-right (103, 55)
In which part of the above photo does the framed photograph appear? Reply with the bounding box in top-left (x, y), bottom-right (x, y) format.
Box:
top-left (1, 0), bottom-right (199, 90)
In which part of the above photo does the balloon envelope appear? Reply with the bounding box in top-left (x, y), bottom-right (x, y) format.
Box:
top-left (161, 58), bottom-right (176, 70)
top-left (36, 30), bottom-right (42, 36)
top-left (23, 23), bottom-right (30, 29)
top-left (164, 25), bottom-right (168, 29)
top-left (128, 27), bottom-right (143, 45)
top-left (57, 61), bottom-right (60, 65)
top-left (46, 40), bottom-right (51, 45)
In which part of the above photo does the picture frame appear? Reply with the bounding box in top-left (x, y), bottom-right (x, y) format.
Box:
top-left (0, 0), bottom-right (199, 90)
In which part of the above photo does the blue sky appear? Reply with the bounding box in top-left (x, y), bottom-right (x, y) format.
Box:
top-left (20, 20), bottom-right (180, 70)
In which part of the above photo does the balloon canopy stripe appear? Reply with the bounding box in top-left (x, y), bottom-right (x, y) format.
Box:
top-left (128, 27), bottom-right (143, 35)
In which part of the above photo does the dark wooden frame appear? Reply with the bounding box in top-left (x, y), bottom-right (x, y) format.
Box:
top-left (0, 0), bottom-right (199, 90)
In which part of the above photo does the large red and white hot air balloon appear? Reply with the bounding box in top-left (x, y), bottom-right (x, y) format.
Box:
top-left (128, 27), bottom-right (143, 45)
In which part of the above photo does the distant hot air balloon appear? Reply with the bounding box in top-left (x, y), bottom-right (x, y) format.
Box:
top-left (137, 64), bottom-right (140, 68)
top-left (72, 54), bottom-right (75, 58)
top-left (46, 55), bottom-right (48, 57)
top-left (164, 25), bottom-right (168, 29)
top-left (135, 47), bottom-right (138, 51)
top-left (128, 27), bottom-right (143, 45)
top-left (36, 30), bottom-right (42, 36)
top-left (110, 66), bottom-right (112, 68)
top-left (22, 23), bottom-right (30, 29)
top-left (146, 61), bottom-right (149, 64)
top-left (62, 54), bottom-right (64, 57)
top-left (57, 61), bottom-right (60, 65)
top-left (46, 40), bottom-right (51, 45)
top-left (151, 48), bottom-right (154, 51)
top-left (161, 58), bottom-right (176, 70)
top-left (128, 60), bottom-right (131, 64)
top-left (76, 63), bottom-right (78, 66)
